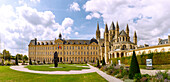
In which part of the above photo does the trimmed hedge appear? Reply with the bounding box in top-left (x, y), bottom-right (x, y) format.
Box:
top-left (110, 52), bottom-right (170, 65)
top-left (129, 51), bottom-right (140, 79)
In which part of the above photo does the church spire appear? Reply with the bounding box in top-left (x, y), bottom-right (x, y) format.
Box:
top-left (110, 21), bottom-right (115, 30)
top-left (105, 23), bottom-right (108, 33)
top-left (134, 31), bottom-right (137, 38)
top-left (96, 21), bottom-right (100, 40)
top-left (133, 31), bottom-right (137, 45)
top-left (126, 24), bottom-right (129, 36)
top-left (97, 21), bottom-right (99, 31)
top-left (116, 21), bottom-right (119, 30)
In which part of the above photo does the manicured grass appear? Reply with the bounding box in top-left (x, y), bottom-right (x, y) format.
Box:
top-left (25, 64), bottom-right (90, 71)
top-left (0, 66), bottom-right (107, 82)
top-left (139, 64), bottom-right (170, 70)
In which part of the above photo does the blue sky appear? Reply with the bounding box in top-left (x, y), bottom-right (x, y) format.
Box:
top-left (0, 0), bottom-right (169, 55)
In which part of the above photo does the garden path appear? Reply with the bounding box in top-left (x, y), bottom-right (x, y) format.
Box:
top-left (141, 69), bottom-right (170, 76)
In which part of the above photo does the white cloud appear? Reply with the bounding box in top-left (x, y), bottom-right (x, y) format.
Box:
top-left (0, 5), bottom-right (74, 56)
top-left (100, 28), bottom-right (104, 38)
top-left (62, 18), bottom-right (74, 27)
top-left (70, 2), bottom-right (80, 11)
top-left (86, 12), bottom-right (100, 20)
top-left (75, 32), bottom-right (79, 35)
top-left (30, 0), bottom-right (40, 3)
top-left (83, 0), bottom-right (170, 45)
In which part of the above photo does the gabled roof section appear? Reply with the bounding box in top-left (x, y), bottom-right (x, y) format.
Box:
top-left (119, 30), bottom-right (128, 37)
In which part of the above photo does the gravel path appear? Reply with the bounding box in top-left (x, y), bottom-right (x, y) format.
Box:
top-left (141, 69), bottom-right (170, 76)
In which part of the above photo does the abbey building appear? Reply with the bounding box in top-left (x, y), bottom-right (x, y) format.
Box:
top-left (28, 21), bottom-right (170, 63)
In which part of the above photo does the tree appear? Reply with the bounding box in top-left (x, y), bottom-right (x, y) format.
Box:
top-left (23, 55), bottom-right (28, 61)
top-left (29, 58), bottom-right (32, 65)
top-left (16, 54), bottom-right (23, 60)
top-left (54, 52), bottom-right (58, 67)
top-left (129, 51), bottom-right (140, 79)
top-left (2, 49), bottom-right (11, 61)
top-left (97, 59), bottom-right (100, 67)
top-left (15, 56), bottom-right (18, 65)
top-left (43, 59), bottom-right (46, 64)
top-left (102, 57), bottom-right (106, 66)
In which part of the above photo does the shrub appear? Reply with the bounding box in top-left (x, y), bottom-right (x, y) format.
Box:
top-left (116, 73), bottom-right (123, 78)
top-left (37, 61), bottom-right (40, 64)
top-left (97, 59), bottom-right (100, 67)
top-left (134, 73), bottom-right (142, 82)
top-left (29, 58), bottom-right (32, 65)
top-left (1, 59), bottom-right (4, 66)
top-left (112, 69), bottom-right (119, 76)
top-left (23, 60), bottom-right (25, 63)
top-left (155, 71), bottom-right (169, 80)
top-left (129, 51), bottom-right (140, 79)
top-left (102, 57), bottom-right (106, 66)
top-left (5, 61), bottom-right (11, 66)
top-left (15, 56), bottom-right (18, 65)
top-left (121, 69), bottom-right (128, 77)
top-left (106, 69), bottom-right (114, 75)
top-left (43, 59), bottom-right (46, 64)
top-left (100, 66), bottom-right (108, 71)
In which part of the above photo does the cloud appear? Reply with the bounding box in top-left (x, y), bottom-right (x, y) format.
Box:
top-left (100, 28), bottom-right (104, 38)
top-left (75, 32), bottom-right (79, 35)
top-left (86, 12), bottom-right (100, 20)
top-left (83, 0), bottom-right (170, 45)
top-left (30, 0), bottom-right (40, 3)
top-left (0, 5), bottom-right (74, 56)
top-left (70, 2), bottom-right (80, 11)
top-left (62, 18), bottom-right (74, 27)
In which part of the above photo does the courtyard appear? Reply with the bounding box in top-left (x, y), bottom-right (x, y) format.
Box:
top-left (0, 64), bottom-right (107, 82)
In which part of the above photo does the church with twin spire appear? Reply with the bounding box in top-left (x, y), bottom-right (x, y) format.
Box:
top-left (96, 21), bottom-right (138, 63)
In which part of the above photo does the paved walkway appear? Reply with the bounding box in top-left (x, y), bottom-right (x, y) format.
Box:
top-left (88, 64), bottom-right (123, 82)
top-left (141, 69), bottom-right (170, 76)
top-left (10, 64), bottom-right (123, 82)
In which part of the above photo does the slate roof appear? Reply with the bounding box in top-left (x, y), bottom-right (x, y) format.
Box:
top-left (119, 30), bottom-right (128, 37)
top-left (158, 39), bottom-right (168, 45)
top-left (29, 38), bottom-right (98, 45)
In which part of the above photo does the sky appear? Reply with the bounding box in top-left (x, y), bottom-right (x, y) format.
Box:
top-left (0, 0), bottom-right (169, 56)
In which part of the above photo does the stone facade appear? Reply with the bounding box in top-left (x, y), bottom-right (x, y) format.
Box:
top-left (96, 21), bottom-right (138, 63)
top-left (28, 34), bottom-right (99, 63)
top-left (28, 21), bottom-right (170, 64)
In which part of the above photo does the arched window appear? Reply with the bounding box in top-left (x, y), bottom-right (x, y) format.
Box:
top-left (123, 37), bottom-right (124, 41)
top-left (117, 53), bottom-right (119, 58)
top-left (122, 45), bottom-right (126, 50)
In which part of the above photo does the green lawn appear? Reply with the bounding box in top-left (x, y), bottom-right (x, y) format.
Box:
top-left (25, 64), bottom-right (90, 71)
top-left (0, 66), bottom-right (107, 82)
